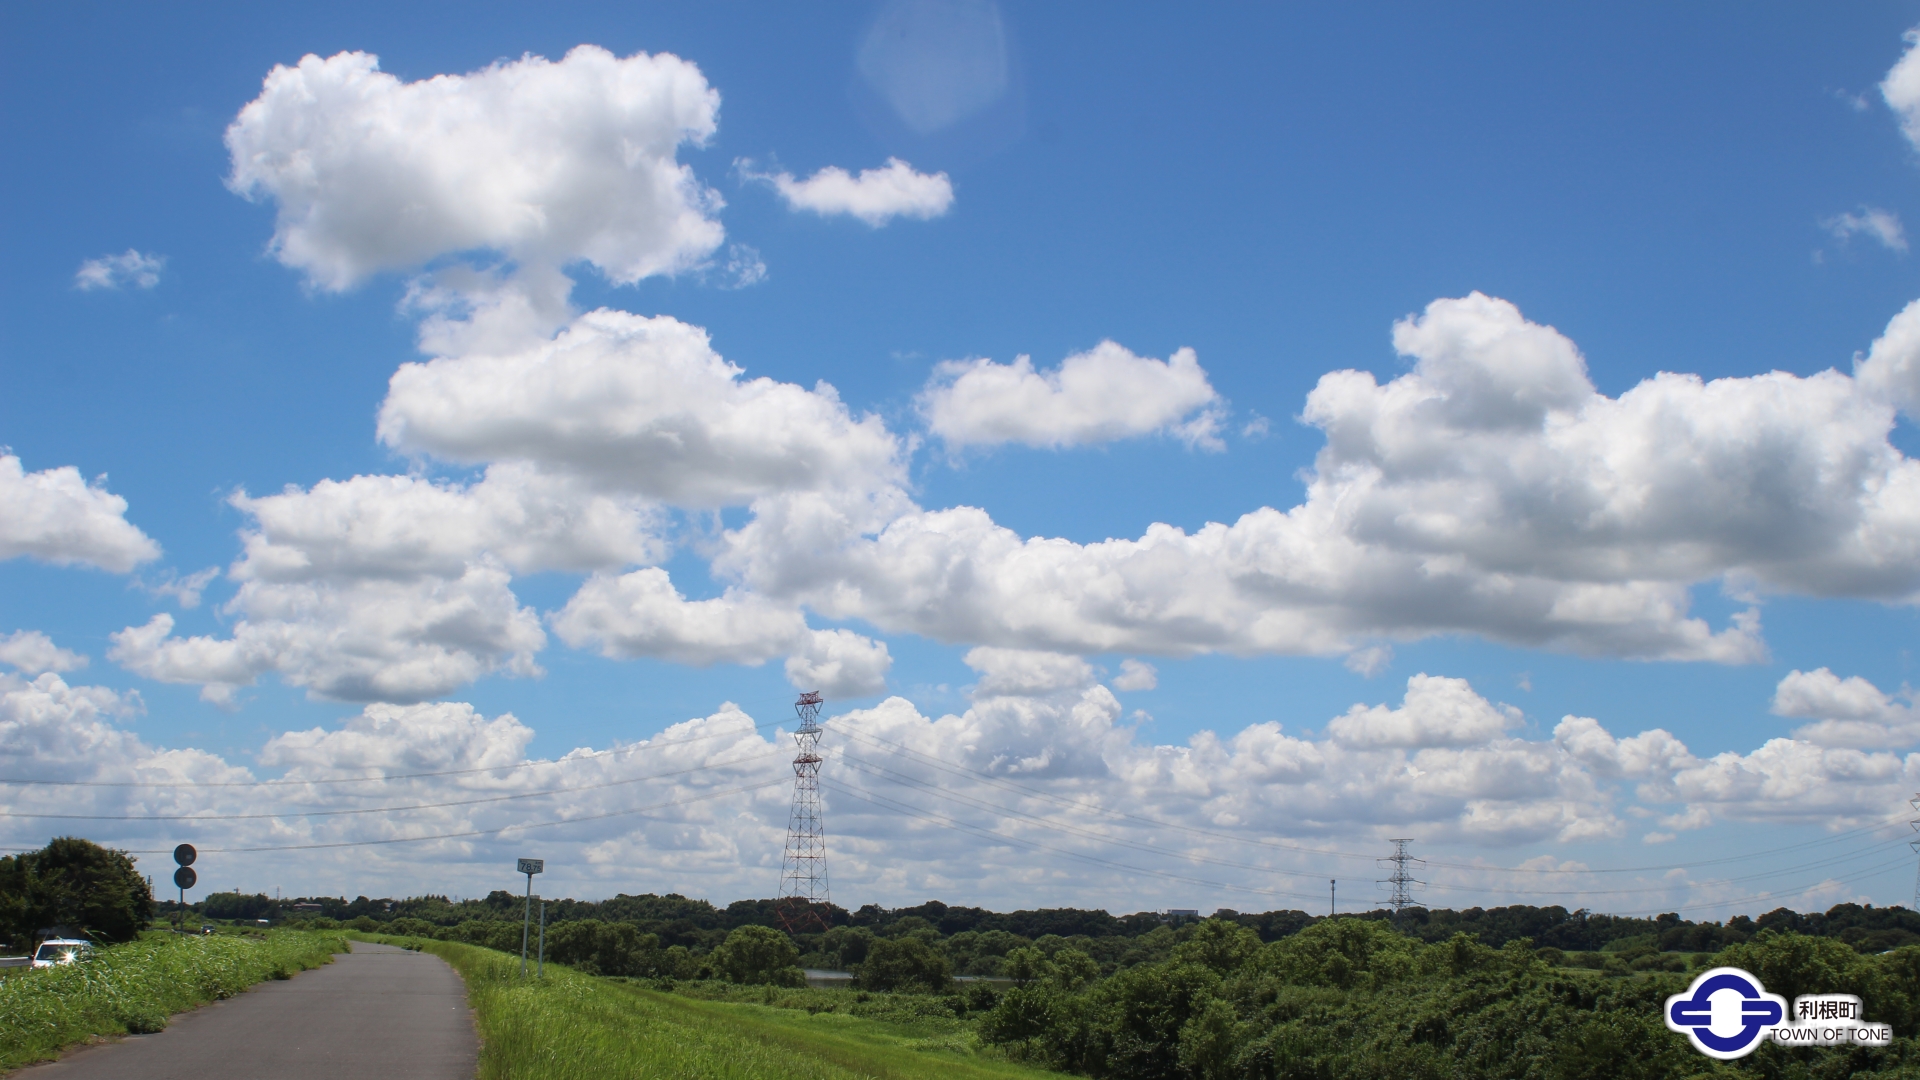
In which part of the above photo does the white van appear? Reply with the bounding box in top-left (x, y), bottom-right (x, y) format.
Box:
top-left (31, 939), bottom-right (93, 969)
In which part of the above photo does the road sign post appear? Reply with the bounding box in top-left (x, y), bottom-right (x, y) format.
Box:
top-left (173, 845), bottom-right (197, 934)
top-left (517, 858), bottom-right (543, 977)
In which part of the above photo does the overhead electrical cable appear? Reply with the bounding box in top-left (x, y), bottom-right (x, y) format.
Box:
top-left (0, 716), bottom-right (791, 789)
top-left (1623, 853), bottom-right (1918, 919)
top-left (92, 777), bottom-right (788, 856)
top-left (0, 749), bottom-right (787, 822)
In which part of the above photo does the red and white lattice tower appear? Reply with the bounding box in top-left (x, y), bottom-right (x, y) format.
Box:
top-left (777, 691), bottom-right (830, 934)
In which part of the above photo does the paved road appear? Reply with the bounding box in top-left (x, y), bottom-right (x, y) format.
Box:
top-left (17, 942), bottom-right (477, 1080)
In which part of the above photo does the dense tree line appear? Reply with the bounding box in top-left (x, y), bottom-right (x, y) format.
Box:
top-left (973, 919), bottom-right (1920, 1079)
top-left (236, 888), bottom-right (1920, 979)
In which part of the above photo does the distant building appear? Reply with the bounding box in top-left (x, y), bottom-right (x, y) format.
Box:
top-left (1164, 908), bottom-right (1200, 920)
top-left (291, 903), bottom-right (323, 917)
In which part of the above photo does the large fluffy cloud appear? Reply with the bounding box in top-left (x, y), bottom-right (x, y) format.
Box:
top-left (378, 311), bottom-right (903, 506)
top-left (553, 568), bottom-right (890, 697)
top-left (920, 342), bottom-right (1225, 450)
top-left (719, 293), bottom-right (1920, 665)
top-left (109, 569), bottom-right (545, 706)
top-left (100, 467), bottom-right (647, 704)
top-left (0, 454), bottom-right (159, 572)
top-left (225, 47), bottom-right (723, 291)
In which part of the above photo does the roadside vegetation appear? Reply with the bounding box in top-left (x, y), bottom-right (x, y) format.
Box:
top-left (0, 929), bottom-right (348, 1069)
top-left (364, 932), bottom-right (1059, 1080)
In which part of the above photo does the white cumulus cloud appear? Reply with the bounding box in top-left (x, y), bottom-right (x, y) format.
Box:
top-left (0, 454), bottom-right (160, 573)
top-left (74, 249), bottom-right (165, 290)
top-left (225, 47), bottom-right (723, 291)
top-left (1113, 658), bottom-right (1157, 692)
top-left (552, 568), bottom-right (891, 697)
top-left (920, 342), bottom-right (1224, 450)
top-left (1772, 667), bottom-right (1920, 748)
top-left (2, 662), bottom-right (1910, 911)
top-left (721, 292), bottom-right (1920, 664)
top-left (0, 631), bottom-right (87, 675)
top-left (104, 463), bottom-right (677, 705)
top-left (377, 310), bottom-right (904, 506)
top-left (1883, 27), bottom-right (1920, 148)
top-left (752, 157), bottom-right (954, 226)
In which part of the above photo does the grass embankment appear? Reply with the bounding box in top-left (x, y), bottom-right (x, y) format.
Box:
top-left (0, 930), bottom-right (347, 1070)
top-left (361, 934), bottom-right (1061, 1080)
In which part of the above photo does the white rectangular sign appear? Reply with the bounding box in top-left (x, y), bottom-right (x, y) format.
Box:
top-left (517, 858), bottom-right (544, 875)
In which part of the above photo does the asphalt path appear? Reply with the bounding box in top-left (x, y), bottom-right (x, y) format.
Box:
top-left (16, 941), bottom-right (477, 1080)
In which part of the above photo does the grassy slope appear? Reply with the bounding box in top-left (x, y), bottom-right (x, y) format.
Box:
top-left (0, 930), bottom-right (348, 1070)
top-left (365, 934), bottom-right (1062, 1080)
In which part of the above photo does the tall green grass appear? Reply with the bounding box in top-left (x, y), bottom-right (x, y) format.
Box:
top-left (379, 935), bottom-right (1062, 1080)
top-left (0, 930), bottom-right (347, 1069)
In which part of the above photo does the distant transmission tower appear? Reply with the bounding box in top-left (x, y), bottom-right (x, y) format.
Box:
top-left (1909, 793), bottom-right (1920, 911)
top-left (1378, 838), bottom-right (1426, 920)
top-left (777, 691), bottom-right (830, 934)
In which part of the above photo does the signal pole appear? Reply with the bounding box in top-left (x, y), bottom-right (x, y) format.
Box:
top-left (777, 692), bottom-right (830, 934)
top-left (1379, 838), bottom-right (1426, 922)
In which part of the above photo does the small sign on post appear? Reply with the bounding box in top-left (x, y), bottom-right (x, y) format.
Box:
top-left (517, 858), bottom-right (543, 976)
top-left (173, 845), bottom-right (198, 933)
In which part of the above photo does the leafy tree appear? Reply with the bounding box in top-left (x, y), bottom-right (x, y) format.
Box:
top-left (711, 924), bottom-right (804, 986)
top-left (854, 935), bottom-right (953, 993)
top-left (1172, 918), bottom-right (1260, 974)
top-left (1005, 945), bottom-right (1054, 988)
top-left (980, 985), bottom-right (1062, 1055)
top-left (0, 837), bottom-right (153, 946)
top-left (1051, 947), bottom-right (1101, 991)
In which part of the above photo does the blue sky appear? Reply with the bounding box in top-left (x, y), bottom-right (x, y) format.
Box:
top-left (7, 2), bottom-right (1920, 915)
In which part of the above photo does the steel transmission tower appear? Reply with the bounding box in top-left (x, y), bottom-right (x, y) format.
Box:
top-left (1378, 838), bottom-right (1426, 920)
top-left (777, 691), bottom-right (831, 934)
top-left (1910, 793), bottom-right (1920, 911)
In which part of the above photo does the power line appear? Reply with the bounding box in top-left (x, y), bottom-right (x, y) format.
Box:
top-left (0, 717), bottom-right (790, 789)
top-left (0, 749), bottom-right (785, 822)
top-left (92, 778), bottom-right (787, 856)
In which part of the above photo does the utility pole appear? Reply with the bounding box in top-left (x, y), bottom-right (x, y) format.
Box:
top-left (1378, 839), bottom-right (1426, 923)
top-left (777, 691), bottom-right (831, 934)
top-left (1329, 879), bottom-right (1336, 918)
top-left (537, 901), bottom-right (547, 978)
